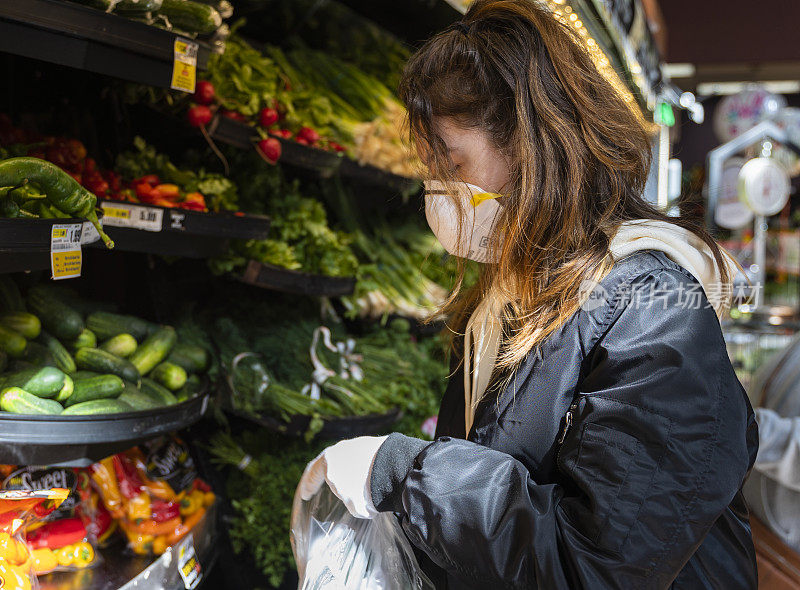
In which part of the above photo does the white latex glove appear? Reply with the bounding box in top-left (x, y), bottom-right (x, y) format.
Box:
top-left (298, 435), bottom-right (389, 519)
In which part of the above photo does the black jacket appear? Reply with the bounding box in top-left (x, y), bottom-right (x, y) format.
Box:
top-left (370, 250), bottom-right (759, 589)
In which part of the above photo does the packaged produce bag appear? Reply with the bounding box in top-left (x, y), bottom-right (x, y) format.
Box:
top-left (0, 466), bottom-right (109, 575)
top-left (91, 436), bottom-right (214, 556)
top-left (291, 484), bottom-right (433, 590)
top-left (0, 488), bottom-right (69, 590)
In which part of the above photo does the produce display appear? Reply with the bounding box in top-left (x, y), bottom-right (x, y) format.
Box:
top-left (0, 488), bottom-right (69, 590)
top-left (65, 0), bottom-right (231, 49)
top-left (0, 465), bottom-right (112, 575)
top-left (204, 286), bottom-right (448, 440)
top-left (91, 437), bottom-right (214, 556)
top-left (0, 277), bottom-right (210, 416)
top-left (0, 116), bottom-right (238, 213)
top-left (127, 28), bottom-right (420, 176)
top-left (211, 152), bottom-right (358, 278)
top-left (0, 156), bottom-right (113, 248)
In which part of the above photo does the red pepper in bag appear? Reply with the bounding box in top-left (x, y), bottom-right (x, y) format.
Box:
top-left (150, 500), bottom-right (180, 523)
top-left (113, 456), bottom-right (143, 500)
top-left (27, 518), bottom-right (86, 550)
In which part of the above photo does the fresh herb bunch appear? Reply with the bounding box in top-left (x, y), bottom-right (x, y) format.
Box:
top-left (208, 430), bottom-right (325, 588)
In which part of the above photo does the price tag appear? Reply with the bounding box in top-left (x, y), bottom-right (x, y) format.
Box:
top-left (100, 203), bottom-right (163, 232)
top-left (50, 224), bottom-right (82, 280)
top-left (176, 534), bottom-right (202, 589)
top-left (171, 38), bottom-right (199, 93)
top-left (81, 221), bottom-right (102, 245)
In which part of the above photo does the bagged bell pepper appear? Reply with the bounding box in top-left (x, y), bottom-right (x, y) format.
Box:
top-left (2, 466), bottom-right (104, 574)
top-left (0, 488), bottom-right (69, 589)
top-left (92, 437), bottom-right (215, 556)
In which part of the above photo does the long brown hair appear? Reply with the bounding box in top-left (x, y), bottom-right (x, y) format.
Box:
top-left (399, 0), bottom-right (728, 368)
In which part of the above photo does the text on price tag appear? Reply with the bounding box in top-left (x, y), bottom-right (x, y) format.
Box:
top-left (177, 534), bottom-right (202, 589)
top-left (100, 203), bottom-right (163, 232)
top-left (50, 223), bottom-right (82, 280)
top-left (172, 38), bottom-right (199, 93)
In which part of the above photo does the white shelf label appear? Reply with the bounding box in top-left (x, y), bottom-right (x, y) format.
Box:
top-left (101, 202), bottom-right (163, 232)
top-left (177, 533), bottom-right (202, 589)
top-left (50, 223), bottom-right (82, 280)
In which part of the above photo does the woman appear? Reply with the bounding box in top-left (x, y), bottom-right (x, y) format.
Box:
top-left (299, 1), bottom-right (758, 588)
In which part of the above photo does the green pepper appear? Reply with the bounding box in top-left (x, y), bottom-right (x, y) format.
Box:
top-left (0, 196), bottom-right (20, 218)
top-left (0, 157), bottom-right (113, 247)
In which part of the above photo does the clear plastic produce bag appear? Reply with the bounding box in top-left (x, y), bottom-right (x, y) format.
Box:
top-left (291, 484), bottom-right (434, 590)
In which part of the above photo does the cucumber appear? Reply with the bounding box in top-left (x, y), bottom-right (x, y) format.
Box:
top-left (0, 277), bottom-right (24, 312)
top-left (27, 285), bottom-right (84, 341)
top-left (68, 328), bottom-right (97, 352)
top-left (158, 0), bottom-right (222, 34)
top-left (0, 366), bottom-right (67, 398)
top-left (100, 334), bottom-right (137, 358)
top-left (139, 378), bottom-right (178, 406)
top-left (56, 375), bottom-right (74, 403)
top-left (175, 373), bottom-right (202, 402)
top-left (37, 331), bottom-right (77, 374)
top-left (129, 327), bottom-right (176, 376)
top-left (66, 374), bottom-right (124, 407)
top-left (118, 382), bottom-right (160, 410)
top-left (0, 312), bottom-right (40, 339)
top-left (0, 387), bottom-right (62, 415)
top-left (167, 343), bottom-right (208, 373)
top-left (71, 370), bottom-right (102, 380)
top-left (86, 312), bottom-right (156, 342)
top-left (61, 399), bottom-right (132, 415)
top-left (74, 348), bottom-right (141, 384)
top-left (150, 362), bottom-right (186, 391)
top-left (23, 341), bottom-right (54, 367)
top-left (113, 0), bottom-right (162, 13)
top-left (0, 325), bottom-right (26, 358)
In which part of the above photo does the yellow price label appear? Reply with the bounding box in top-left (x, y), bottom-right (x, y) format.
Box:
top-left (102, 205), bottom-right (131, 220)
top-left (51, 228), bottom-right (67, 238)
top-left (172, 38), bottom-right (198, 93)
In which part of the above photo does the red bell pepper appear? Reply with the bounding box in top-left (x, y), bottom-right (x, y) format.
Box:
top-left (191, 479), bottom-right (211, 493)
top-left (150, 499), bottom-right (180, 523)
top-left (27, 517), bottom-right (87, 550)
top-left (113, 455), bottom-right (144, 500)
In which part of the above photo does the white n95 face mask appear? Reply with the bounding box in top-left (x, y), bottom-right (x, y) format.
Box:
top-left (424, 180), bottom-right (503, 263)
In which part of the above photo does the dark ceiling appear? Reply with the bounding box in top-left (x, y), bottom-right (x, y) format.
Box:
top-left (660, 0), bottom-right (800, 64)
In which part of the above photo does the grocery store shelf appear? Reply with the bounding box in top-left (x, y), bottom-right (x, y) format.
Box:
top-left (236, 260), bottom-right (357, 297)
top-left (209, 114), bottom-right (420, 189)
top-left (88, 200), bottom-right (271, 258)
top-left (0, 0), bottom-right (211, 89)
top-left (0, 393), bottom-right (210, 466)
top-left (0, 205), bottom-right (271, 273)
top-left (0, 217), bottom-right (103, 273)
top-left (39, 502), bottom-right (217, 590)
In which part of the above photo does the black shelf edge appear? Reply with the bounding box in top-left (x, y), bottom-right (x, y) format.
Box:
top-left (0, 217), bottom-right (104, 273)
top-left (0, 393), bottom-right (210, 466)
top-left (209, 114), bottom-right (420, 189)
top-left (0, 0), bottom-right (211, 89)
top-left (237, 260), bottom-right (356, 297)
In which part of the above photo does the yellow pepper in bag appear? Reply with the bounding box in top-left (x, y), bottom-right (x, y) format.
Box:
top-left (152, 535), bottom-right (168, 556)
top-left (125, 491), bottom-right (151, 524)
top-left (179, 490), bottom-right (204, 517)
top-left (0, 560), bottom-right (32, 590)
top-left (91, 458), bottom-right (124, 519)
top-left (0, 533), bottom-right (29, 566)
top-left (31, 548), bottom-right (57, 575)
top-left (54, 545), bottom-right (74, 568)
top-left (71, 542), bottom-right (94, 568)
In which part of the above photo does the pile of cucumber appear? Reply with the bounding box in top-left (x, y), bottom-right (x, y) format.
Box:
top-left (0, 279), bottom-right (209, 416)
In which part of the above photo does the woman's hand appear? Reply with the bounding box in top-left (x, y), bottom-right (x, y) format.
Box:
top-left (298, 436), bottom-right (388, 519)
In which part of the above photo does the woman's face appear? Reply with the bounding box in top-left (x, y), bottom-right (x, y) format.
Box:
top-left (432, 117), bottom-right (511, 194)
